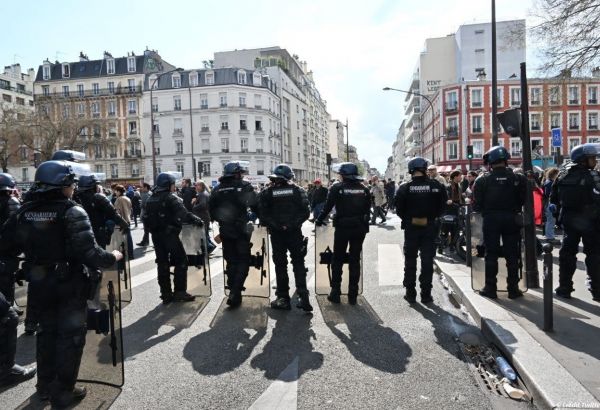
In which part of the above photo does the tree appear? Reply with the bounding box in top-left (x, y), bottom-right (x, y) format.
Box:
top-left (531, 0), bottom-right (600, 75)
top-left (0, 104), bottom-right (28, 173)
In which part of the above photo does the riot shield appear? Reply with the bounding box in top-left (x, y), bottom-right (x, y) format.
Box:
top-left (106, 229), bottom-right (132, 305)
top-left (224, 224), bottom-right (270, 298)
top-left (314, 225), bottom-right (363, 296)
top-left (78, 259), bottom-right (125, 387)
top-left (469, 212), bottom-right (527, 292)
top-left (180, 224), bottom-right (212, 298)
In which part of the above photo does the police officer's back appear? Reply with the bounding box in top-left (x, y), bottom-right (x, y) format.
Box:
top-left (472, 146), bottom-right (526, 299)
top-left (143, 172), bottom-right (203, 304)
top-left (315, 162), bottom-right (370, 305)
top-left (209, 162), bottom-right (258, 307)
top-left (75, 175), bottom-right (129, 249)
top-left (0, 173), bottom-right (20, 226)
top-left (551, 143), bottom-right (600, 301)
top-left (395, 157), bottom-right (446, 303)
top-left (0, 161), bottom-right (120, 407)
top-left (258, 164), bottom-right (312, 311)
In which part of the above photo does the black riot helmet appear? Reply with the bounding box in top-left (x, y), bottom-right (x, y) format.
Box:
top-left (407, 157), bottom-right (429, 175)
top-left (33, 160), bottom-right (78, 192)
top-left (154, 172), bottom-right (177, 192)
top-left (483, 146), bottom-right (511, 166)
top-left (269, 164), bottom-right (294, 181)
top-left (77, 174), bottom-right (99, 191)
top-left (333, 162), bottom-right (362, 181)
top-left (223, 161), bottom-right (249, 177)
top-left (570, 143), bottom-right (600, 165)
top-left (51, 150), bottom-right (86, 162)
top-left (0, 173), bottom-right (16, 192)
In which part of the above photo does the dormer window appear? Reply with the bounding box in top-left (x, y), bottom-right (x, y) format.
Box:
top-left (189, 72), bottom-right (198, 87)
top-left (62, 64), bottom-right (70, 78)
top-left (127, 56), bottom-right (136, 72)
top-left (205, 71), bottom-right (214, 85)
top-left (237, 70), bottom-right (247, 85)
top-left (107, 58), bottom-right (115, 74)
top-left (43, 65), bottom-right (51, 80)
top-left (172, 74), bottom-right (181, 88)
top-left (253, 72), bottom-right (262, 86)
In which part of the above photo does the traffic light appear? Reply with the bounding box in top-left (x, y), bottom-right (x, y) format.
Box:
top-left (326, 153), bottom-right (332, 165)
top-left (466, 145), bottom-right (473, 160)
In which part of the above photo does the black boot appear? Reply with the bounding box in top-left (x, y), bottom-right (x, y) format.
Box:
top-left (161, 293), bottom-right (174, 305)
top-left (420, 290), bottom-right (433, 304)
top-left (0, 364), bottom-right (36, 387)
top-left (507, 287), bottom-right (524, 299)
top-left (296, 291), bottom-right (313, 312)
top-left (51, 386), bottom-right (87, 409)
top-left (555, 286), bottom-right (572, 299)
top-left (347, 292), bottom-right (358, 305)
top-left (404, 288), bottom-right (417, 303)
top-left (270, 297), bottom-right (291, 310)
top-left (327, 289), bottom-right (341, 304)
top-left (173, 292), bottom-right (196, 302)
top-left (226, 291), bottom-right (242, 308)
top-left (478, 286), bottom-right (497, 299)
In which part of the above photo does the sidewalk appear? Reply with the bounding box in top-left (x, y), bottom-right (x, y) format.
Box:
top-left (435, 250), bottom-right (600, 410)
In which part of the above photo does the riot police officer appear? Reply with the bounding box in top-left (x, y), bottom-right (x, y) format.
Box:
top-left (551, 143), bottom-right (600, 301)
top-left (0, 160), bottom-right (122, 408)
top-left (143, 173), bottom-right (204, 304)
top-left (473, 146), bottom-right (527, 299)
top-left (395, 157), bottom-right (447, 303)
top-left (75, 175), bottom-right (129, 249)
top-left (209, 161), bottom-right (258, 308)
top-left (0, 173), bottom-right (21, 306)
top-left (315, 162), bottom-right (371, 305)
top-left (258, 164), bottom-right (312, 311)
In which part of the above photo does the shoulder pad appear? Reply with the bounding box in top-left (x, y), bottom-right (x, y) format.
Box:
top-left (65, 204), bottom-right (89, 220)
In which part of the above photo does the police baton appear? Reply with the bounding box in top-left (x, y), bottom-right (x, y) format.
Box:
top-left (542, 243), bottom-right (554, 331)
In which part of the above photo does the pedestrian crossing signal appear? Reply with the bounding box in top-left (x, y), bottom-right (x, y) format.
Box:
top-left (467, 145), bottom-right (473, 159)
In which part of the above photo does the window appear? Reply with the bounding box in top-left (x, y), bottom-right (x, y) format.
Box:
top-left (176, 164), bottom-right (184, 174)
top-left (108, 81), bottom-right (115, 94)
top-left (255, 119), bottom-right (263, 131)
top-left (200, 94), bottom-right (208, 109)
top-left (111, 164), bottom-right (119, 178)
top-left (152, 97), bottom-right (158, 113)
top-left (255, 94), bottom-right (262, 109)
top-left (174, 118), bottom-right (183, 134)
top-left (127, 57), bottom-right (136, 72)
top-left (128, 79), bottom-right (136, 92)
top-left (19, 147), bottom-right (28, 161)
top-left (239, 93), bottom-right (246, 107)
top-left (569, 113), bottom-right (580, 130)
top-left (62, 64), bottom-right (70, 78)
top-left (256, 160), bottom-right (264, 175)
top-left (510, 139), bottom-right (522, 157)
top-left (76, 84), bottom-right (84, 97)
top-left (176, 141), bottom-right (183, 155)
top-left (200, 116), bottom-right (209, 132)
top-left (568, 86), bottom-right (580, 104)
top-left (253, 72), bottom-right (262, 86)
top-left (550, 113), bottom-right (561, 129)
top-left (588, 112), bottom-right (599, 130)
top-left (470, 89), bottom-right (482, 107)
top-left (128, 121), bottom-right (137, 135)
top-left (510, 88), bottom-right (520, 106)
top-left (189, 72), bottom-right (198, 87)
top-left (588, 86), bottom-right (598, 104)
top-left (78, 103), bottom-right (85, 117)
top-left (549, 86), bottom-right (560, 105)
top-left (471, 115), bottom-right (483, 133)
top-left (152, 121), bottom-right (160, 134)
top-left (150, 75), bottom-right (158, 90)
top-left (16, 97), bottom-right (24, 106)
top-left (237, 71), bottom-right (246, 85)
top-left (475, 29), bottom-right (484, 34)
top-left (43, 65), bottom-right (50, 80)
top-left (475, 48), bottom-right (484, 53)
top-left (221, 138), bottom-right (229, 153)
top-left (201, 139), bottom-right (210, 154)
top-left (205, 71), bottom-right (214, 85)
top-left (241, 138), bottom-right (248, 153)
top-left (530, 87), bottom-right (541, 105)
top-left (109, 123), bottom-right (117, 137)
top-left (95, 165), bottom-right (103, 173)
top-left (62, 85), bottom-right (69, 97)
top-left (131, 164), bottom-right (140, 177)
top-left (200, 161), bottom-right (210, 175)
top-left (588, 137), bottom-right (600, 143)
top-left (21, 168), bottom-right (28, 182)
top-left (91, 102), bottom-right (100, 117)
top-left (62, 104), bottom-right (70, 119)
top-left (472, 140), bottom-right (484, 159)
top-left (496, 87), bottom-right (503, 107)
top-left (220, 115), bottom-right (229, 131)
top-left (174, 96), bottom-right (182, 111)
top-left (94, 125), bottom-right (101, 138)
top-left (128, 100), bottom-right (136, 114)
top-left (447, 117), bottom-right (458, 136)
top-left (568, 137), bottom-right (581, 152)
top-left (42, 85), bottom-right (49, 96)
top-left (107, 59), bottom-right (115, 74)
top-left (219, 92), bottom-right (227, 107)
top-left (530, 113), bottom-right (541, 131)
top-left (240, 116), bottom-right (247, 130)
top-left (447, 142), bottom-right (458, 160)
top-left (172, 75), bottom-right (181, 88)
top-left (256, 139), bottom-right (263, 153)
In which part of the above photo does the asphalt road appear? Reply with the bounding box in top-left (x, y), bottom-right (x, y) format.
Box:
top-left (2, 215), bottom-right (534, 409)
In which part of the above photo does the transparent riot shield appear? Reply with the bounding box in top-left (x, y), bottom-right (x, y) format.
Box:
top-left (470, 212), bottom-right (527, 292)
top-left (78, 260), bottom-right (125, 387)
top-left (314, 225), bottom-right (363, 295)
top-left (180, 224), bottom-right (212, 298)
top-left (106, 229), bottom-right (132, 305)
top-left (224, 224), bottom-right (270, 298)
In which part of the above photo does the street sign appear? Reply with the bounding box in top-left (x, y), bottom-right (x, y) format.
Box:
top-left (551, 128), bottom-right (562, 148)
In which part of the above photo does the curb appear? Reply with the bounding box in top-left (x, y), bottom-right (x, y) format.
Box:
top-left (435, 259), bottom-right (600, 410)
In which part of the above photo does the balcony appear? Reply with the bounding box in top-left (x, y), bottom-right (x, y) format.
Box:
top-left (124, 150), bottom-right (142, 158)
top-left (200, 104), bottom-right (208, 109)
top-left (36, 85), bottom-right (143, 100)
top-left (446, 127), bottom-right (458, 137)
top-left (128, 109), bottom-right (137, 115)
top-left (589, 124), bottom-right (598, 130)
top-left (173, 128), bottom-right (184, 136)
top-left (174, 105), bottom-right (181, 111)
top-left (472, 127), bottom-right (482, 133)
top-left (511, 100), bottom-right (520, 106)
top-left (445, 102), bottom-right (458, 112)
top-left (109, 153), bottom-right (117, 159)
top-left (569, 99), bottom-right (579, 105)
top-left (569, 124), bottom-right (580, 130)
top-left (220, 103), bottom-right (228, 108)
top-left (111, 174), bottom-right (119, 179)
top-left (239, 103), bottom-right (246, 108)
top-left (471, 101), bottom-right (483, 108)
top-left (589, 99), bottom-right (598, 104)
top-left (200, 127), bottom-right (210, 133)
top-left (109, 132), bottom-right (117, 137)
top-left (131, 171), bottom-right (140, 177)
top-left (531, 99), bottom-right (541, 105)
top-left (531, 124), bottom-right (541, 131)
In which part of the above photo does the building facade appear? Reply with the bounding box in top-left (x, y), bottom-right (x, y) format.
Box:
top-left (142, 67), bottom-right (282, 186)
top-left (32, 50), bottom-right (174, 184)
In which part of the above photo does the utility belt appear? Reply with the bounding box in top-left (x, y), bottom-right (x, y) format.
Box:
top-left (25, 261), bottom-right (74, 281)
top-left (334, 215), bottom-right (368, 228)
top-left (401, 216), bottom-right (436, 229)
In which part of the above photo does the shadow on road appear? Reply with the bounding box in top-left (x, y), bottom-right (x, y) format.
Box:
top-left (319, 296), bottom-right (412, 374)
top-left (183, 297), bottom-right (268, 376)
top-left (251, 308), bottom-right (324, 380)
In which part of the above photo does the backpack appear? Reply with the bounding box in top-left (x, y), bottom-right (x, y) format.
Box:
top-left (142, 196), bottom-right (168, 233)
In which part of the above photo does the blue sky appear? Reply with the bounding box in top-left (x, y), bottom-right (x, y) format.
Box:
top-left (1, 0), bottom-right (535, 171)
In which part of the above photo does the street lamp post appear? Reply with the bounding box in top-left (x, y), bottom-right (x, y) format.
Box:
top-left (188, 81), bottom-right (196, 181)
top-left (491, 0), bottom-right (499, 146)
top-left (150, 67), bottom-right (183, 183)
top-left (383, 87), bottom-right (437, 162)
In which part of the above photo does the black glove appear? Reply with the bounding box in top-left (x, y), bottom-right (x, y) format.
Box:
top-left (119, 223), bottom-right (130, 234)
top-left (194, 218), bottom-right (204, 227)
top-left (315, 219), bottom-right (326, 227)
top-left (0, 307), bottom-right (19, 326)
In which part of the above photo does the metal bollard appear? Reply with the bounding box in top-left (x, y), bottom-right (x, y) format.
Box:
top-left (542, 243), bottom-right (554, 331)
top-left (465, 204), bottom-right (472, 268)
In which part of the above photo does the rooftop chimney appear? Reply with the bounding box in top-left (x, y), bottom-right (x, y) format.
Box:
top-left (476, 68), bottom-right (487, 81)
top-left (79, 52), bottom-right (89, 62)
top-left (592, 67), bottom-right (600, 78)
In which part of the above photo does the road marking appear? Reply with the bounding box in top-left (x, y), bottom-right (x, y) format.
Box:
top-left (130, 259), bottom-right (224, 289)
top-left (378, 244), bottom-right (403, 286)
top-left (249, 356), bottom-right (298, 410)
